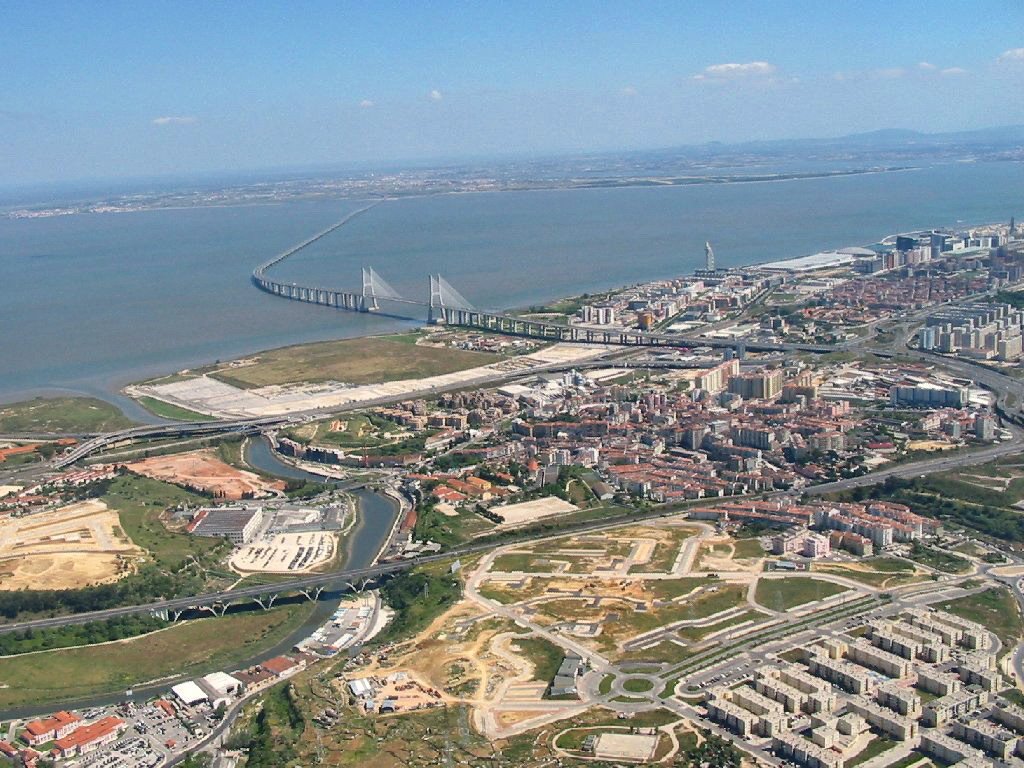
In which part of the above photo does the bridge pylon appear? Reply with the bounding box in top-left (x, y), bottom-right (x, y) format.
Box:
top-left (428, 274), bottom-right (446, 325)
top-left (360, 267), bottom-right (380, 312)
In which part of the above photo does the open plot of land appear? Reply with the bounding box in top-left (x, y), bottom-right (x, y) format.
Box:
top-left (594, 731), bottom-right (660, 761)
top-left (488, 497), bottom-right (579, 527)
top-left (813, 562), bottom-right (926, 589)
top-left (101, 475), bottom-right (221, 569)
top-left (512, 528), bottom-right (704, 573)
top-left (936, 587), bottom-right (1024, 653)
top-left (695, 537), bottom-right (764, 574)
top-left (126, 449), bottom-right (285, 499)
top-left (494, 523), bottom-right (701, 575)
top-left (905, 544), bottom-right (972, 574)
top-left (0, 499), bottom-right (144, 590)
top-left (134, 396), bottom-right (217, 422)
top-left (0, 397), bottom-right (134, 434)
top-left (209, 334), bottom-right (493, 388)
top-left (0, 603), bottom-right (314, 709)
top-left (230, 531), bottom-right (337, 574)
top-left (754, 577), bottom-right (851, 611)
top-left (129, 342), bottom-right (612, 418)
top-left (528, 581), bottom-right (749, 656)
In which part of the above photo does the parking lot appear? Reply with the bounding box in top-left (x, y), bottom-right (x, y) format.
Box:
top-left (69, 701), bottom-right (204, 768)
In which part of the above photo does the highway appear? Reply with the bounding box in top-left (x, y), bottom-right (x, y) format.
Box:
top-left (53, 416), bottom-right (293, 469)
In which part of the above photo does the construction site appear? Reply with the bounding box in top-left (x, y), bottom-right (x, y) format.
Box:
top-left (126, 449), bottom-right (286, 499)
top-left (0, 499), bottom-right (144, 590)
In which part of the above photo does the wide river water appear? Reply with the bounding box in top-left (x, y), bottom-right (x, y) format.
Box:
top-left (1, 161), bottom-right (1022, 405)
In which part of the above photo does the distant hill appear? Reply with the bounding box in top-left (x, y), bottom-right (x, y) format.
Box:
top-left (706, 124), bottom-right (1024, 152)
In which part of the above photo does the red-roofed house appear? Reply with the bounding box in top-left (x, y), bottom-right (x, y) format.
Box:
top-left (22, 711), bottom-right (80, 746)
top-left (52, 717), bottom-right (125, 759)
top-left (261, 656), bottom-right (300, 678)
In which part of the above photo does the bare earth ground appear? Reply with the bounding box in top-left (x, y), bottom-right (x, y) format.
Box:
top-left (126, 449), bottom-right (285, 499)
top-left (127, 343), bottom-right (612, 418)
top-left (0, 499), bottom-right (144, 590)
top-left (490, 496), bottom-right (579, 527)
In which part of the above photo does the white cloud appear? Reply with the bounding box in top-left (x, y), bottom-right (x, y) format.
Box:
top-left (152, 116), bottom-right (197, 126)
top-left (694, 61), bottom-right (776, 80)
top-left (940, 67), bottom-right (968, 76)
top-left (359, 99), bottom-right (374, 108)
top-left (917, 61), bottom-right (936, 71)
top-left (998, 47), bottom-right (1024, 63)
top-left (621, 85), bottom-right (637, 97)
top-left (429, 89), bottom-right (443, 101)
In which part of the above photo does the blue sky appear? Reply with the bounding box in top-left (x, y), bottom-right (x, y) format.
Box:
top-left (2, 0), bottom-right (1024, 186)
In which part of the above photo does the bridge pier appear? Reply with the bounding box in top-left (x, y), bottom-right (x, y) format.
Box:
top-left (253, 594), bottom-right (278, 611)
top-left (196, 601), bottom-right (231, 618)
top-left (300, 586), bottom-right (325, 602)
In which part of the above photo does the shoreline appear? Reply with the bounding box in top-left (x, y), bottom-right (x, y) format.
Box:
top-left (2, 173), bottom-right (1013, 412)
top-left (2, 164), bottom-right (916, 221)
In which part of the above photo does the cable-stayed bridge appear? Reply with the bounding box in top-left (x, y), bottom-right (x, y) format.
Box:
top-left (251, 211), bottom-right (834, 354)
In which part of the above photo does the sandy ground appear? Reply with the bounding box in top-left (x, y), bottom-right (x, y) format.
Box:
top-left (906, 440), bottom-right (957, 452)
top-left (129, 343), bottom-right (613, 418)
top-left (230, 531), bottom-right (337, 574)
top-left (490, 496), bottom-right (579, 527)
top-left (0, 499), bottom-right (143, 590)
top-left (127, 449), bottom-right (285, 499)
top-left (0, 486), bottom-right (21, 498)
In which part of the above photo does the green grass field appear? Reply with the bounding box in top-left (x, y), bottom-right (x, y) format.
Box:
top-left (511, 635), bottom-right (566, 683)
top-left (103, 474), bottom-right (220, 569)
top-left (0, 397), bottom-right (135, 434)
top-left (135, 396), bottom-right (217, 422)
top-left (206, 334), bottom-right (493, 389)
top-left (937, 587), bottom-right (1023, 653)
top-left (0, 604), bottom-right (314, 709)
top-left (622, 677), bottom-right (655, 693)
top-left (813, 565), bottom-right (923, 589)
top-left (906, 543), bottom-right (971, 574)
top-left (848, 736), bottom-right (898, 767)
top-left (733, 538), bottom-right (765, 559)
top-left (754, 578), bottom-right (850, 611)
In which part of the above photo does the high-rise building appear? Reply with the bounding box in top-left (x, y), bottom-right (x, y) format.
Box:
top-left (705, 241), bottom-right (715, 272)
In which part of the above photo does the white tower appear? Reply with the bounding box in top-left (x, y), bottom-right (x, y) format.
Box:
top-left (705, 241), bottom-right (715, 272)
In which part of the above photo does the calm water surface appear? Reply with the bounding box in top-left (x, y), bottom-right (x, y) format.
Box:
top-left (1, 161), bottom-right (1021, 403)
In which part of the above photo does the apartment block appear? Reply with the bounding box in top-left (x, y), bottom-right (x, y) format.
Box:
top-left (845, 639), bottom-right (913, 679)
top-left (876, 683), bottom-right (922, 717)
top-left (844, 699), bottom-right (918, 741)
top-left (951, 718), bottom-right (1018, 760)
top-left (922, 688), bottom-right (989, 727)
top-left (807, 650), bottom-right (874, 695)
top-left (919, 731), bottom-right (987, 765)
top-left (916, 668), bottom-right (962, 698)
top-left (772, 733), bottom-right (844, 768)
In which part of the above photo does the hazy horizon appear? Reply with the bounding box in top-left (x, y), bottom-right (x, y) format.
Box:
top-left (3, 1), bottom-right (1024, 186)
